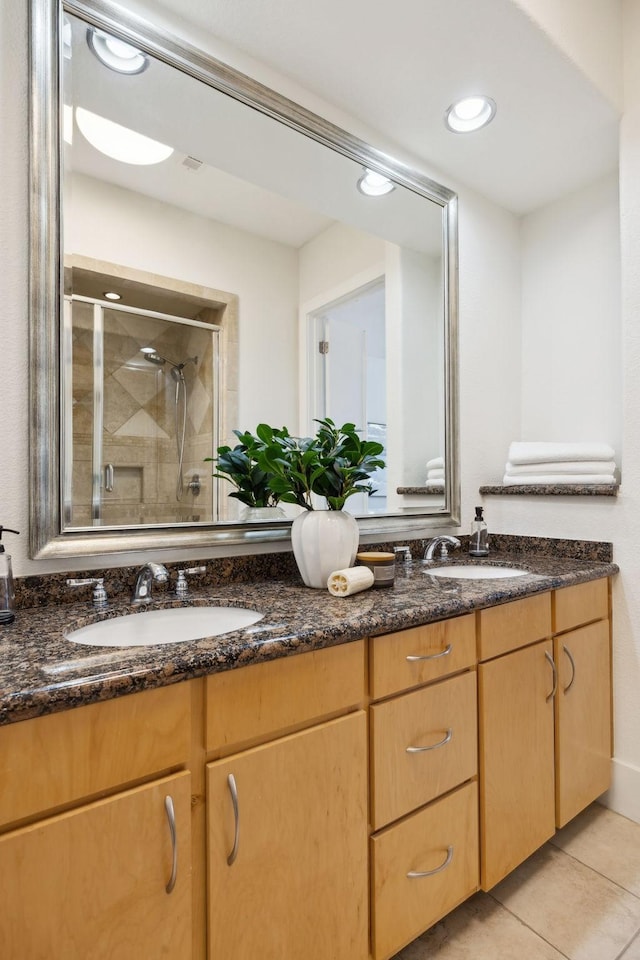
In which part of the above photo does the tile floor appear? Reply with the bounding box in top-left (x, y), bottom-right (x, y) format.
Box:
top-left (393, 803), bottom-right (640, 960)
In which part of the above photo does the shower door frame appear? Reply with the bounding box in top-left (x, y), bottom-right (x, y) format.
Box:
top-left (62, 295), bottom-right (221, 529)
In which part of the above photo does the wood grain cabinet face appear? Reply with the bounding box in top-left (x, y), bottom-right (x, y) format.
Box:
top-left (206, 711), bottom-right (369, 960)
top-left (555, 619), bottom-right (612, 827)
top-left (478, 592), bottom-right (552, 661)
top-left (0, 771), bottom-right (192, 960)
top-left (478, 639), bottom-right (556, 890)
top-left (371, 781), bottom-right (479, 960)
top-left (369, 614), bottom-right (475, 699)
top-left (370, 670), bottom-right (477, 830)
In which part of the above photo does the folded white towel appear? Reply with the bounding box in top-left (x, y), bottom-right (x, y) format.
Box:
top-left (507, 442), bottom-right (616, 465)
top-left (505, 460), bottom-right (616, 477)
top-left (502, 474), bottom-right (616, 486)
top-left (425, 479), bottom-right (445, 490)
top-left (426, 457), bottom-right (444, 470)
top-left (427, 468), bottom-right (445, 480)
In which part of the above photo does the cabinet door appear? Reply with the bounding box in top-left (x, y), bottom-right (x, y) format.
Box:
top-left (555, 619), bottom-right (612, 827)
top-left (479, 639), bottom-right (556, 889)
top-left (0, 771), bottom-right (192, 959)
top-left (207, 711), bottom-right (368, 960)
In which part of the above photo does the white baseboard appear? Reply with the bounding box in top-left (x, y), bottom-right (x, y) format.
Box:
top-left (600, 758), bottom-right (640, 824)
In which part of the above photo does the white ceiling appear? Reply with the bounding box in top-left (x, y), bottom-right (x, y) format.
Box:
top-left (142, 0), bottom-right (620, 214)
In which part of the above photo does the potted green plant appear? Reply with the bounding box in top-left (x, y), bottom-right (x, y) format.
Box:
top-left (206, 427), bottom-right (287, 520)
top-left (253, 419), bottom-right (385, 587)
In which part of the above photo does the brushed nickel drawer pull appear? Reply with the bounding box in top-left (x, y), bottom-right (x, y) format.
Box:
top-left (406, 728), bottom-right (452, 753)
top-left (164, 796), bottom-right (178, 894)
top-left (407, 845), bottom-right (453, 879)
top-left (227, 773), bottom-right (240, 866)
top-left (406, 643), bottom-right (452, 662)
top-left (545, 650), bottom-right (558, 702)
top-left (563, 644), bottom-right (576, 693)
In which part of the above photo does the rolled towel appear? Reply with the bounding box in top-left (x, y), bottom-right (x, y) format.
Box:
top-left (502, 474), bottom-right (616, 486)
top-left (426, 457), bottom-right (444, 471)
top-left (505, 460), bottom-right (616, 477)
top-left (507, 441), bottom-right (615, 465)
top-left (427, 468), bottom-right (445, 480)
top-left (327, 566), bottom-right (374, 597)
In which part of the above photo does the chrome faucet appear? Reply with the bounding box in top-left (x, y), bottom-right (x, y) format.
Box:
top-left (132, 562), bottom-right (169, 604)
top-left (423, 536), bottom-right (461, 561)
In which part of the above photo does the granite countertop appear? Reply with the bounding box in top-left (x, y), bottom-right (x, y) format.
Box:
top-left (0, 548), bottom-right (618, 728)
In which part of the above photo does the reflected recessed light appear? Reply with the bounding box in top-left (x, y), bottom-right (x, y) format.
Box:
top-left (76, 107), bottom-right (174, 165)
top-left (357, 168), bottom-right (395, 197)
top-left (445, 96), bottom-right (496, 133)
top-left (103, 291), bottom-right (121, 301)
top-left (87, 27), bottom-right (149, 75)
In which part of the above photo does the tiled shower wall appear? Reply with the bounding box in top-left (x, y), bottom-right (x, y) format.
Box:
top-left (70, 303), bottom-right (216, 525)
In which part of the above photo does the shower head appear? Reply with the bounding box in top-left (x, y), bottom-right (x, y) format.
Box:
top-left (141, 348), bottom-right (198, 378)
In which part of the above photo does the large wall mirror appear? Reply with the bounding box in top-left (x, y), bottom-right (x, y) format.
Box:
top-left (29, 0), bottom-right (459, 558)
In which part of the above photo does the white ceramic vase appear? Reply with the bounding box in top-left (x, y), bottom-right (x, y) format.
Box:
top-left (291, 509), bottom-right (359, 589)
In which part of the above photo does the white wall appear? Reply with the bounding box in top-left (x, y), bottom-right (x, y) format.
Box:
top-left (68, 174), bottom-right (300, 431)
top-left (520, 173), bottom-right (621, 457)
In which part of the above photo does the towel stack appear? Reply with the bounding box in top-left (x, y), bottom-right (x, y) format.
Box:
top-left (503, 442), bottom-right (617, 486)
top-left (426, 456), bottom-right (445, 491)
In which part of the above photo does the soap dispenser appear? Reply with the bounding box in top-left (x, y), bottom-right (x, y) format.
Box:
top-left (0, 526), bottom-right (19, 624)
top-left (469, 507), bottom-right (489, 557)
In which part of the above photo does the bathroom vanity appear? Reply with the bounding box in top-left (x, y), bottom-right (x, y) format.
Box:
top-left (0, 554), bottom-right (614, 960)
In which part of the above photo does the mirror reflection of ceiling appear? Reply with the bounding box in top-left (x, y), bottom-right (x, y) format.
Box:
top-left (66, 13), bottom-right (444, 256)
top-left (137, 0), bottom-right (620, 214)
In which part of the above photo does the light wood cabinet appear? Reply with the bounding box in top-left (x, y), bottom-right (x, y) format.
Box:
top-left (370, 670), bottom-right (477, 830)
top-left (478, 580), bottom-right (612, 889)
top-left (0, 771), bottom-right (192, 960)
top-left (478, 639), bottom-right (556, 889)
top-left (0, 575), bottom-right (613, 958)
top-left (371, 781), bottom-right (479, 960)
top-left (206, 711), bottom-right (369, 960)
top-left (555, 618), bottom-right (612, 827)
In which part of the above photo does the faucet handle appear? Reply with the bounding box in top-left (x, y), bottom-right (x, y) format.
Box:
top-left (66, 577), bottom-right (108, 608)
top-left (175, 566), bottom-right (206, 598)
top-left (393, 546), bottom-right (412, 563)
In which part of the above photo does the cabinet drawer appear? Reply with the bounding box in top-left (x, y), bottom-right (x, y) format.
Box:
top-left (0, 682), bottom-right (191, 829)
top-left (370, 614), bottom-right (476, 699)
top-left (478, 592), bottom-right (552, 661)
top-left (205, 640), bottom-right (365, 753)
top-left (370, 670), bottom-right (477, 830)
top-left (553, 578), bottom-right (608, 634)
top-left (371, 781), bottom-right (479, 960)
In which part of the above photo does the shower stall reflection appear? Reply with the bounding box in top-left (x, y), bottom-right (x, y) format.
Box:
top-left (64, 297), bottom-right (220, 527)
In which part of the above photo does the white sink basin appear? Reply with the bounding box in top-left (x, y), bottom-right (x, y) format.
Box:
top-left (426, 564), bottom-right (528, 580)
top-left (66, 606), bottom-right (264, 647)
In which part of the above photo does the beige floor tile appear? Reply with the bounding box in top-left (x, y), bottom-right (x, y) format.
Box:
top-left (551, 803), bottom-right (640, 897)
top-left (620, 931), bottom-right (640, 959)
top-left (491, 844), bottom-right (640, 960)
top-left (392, 891), bottom-right (565, 960)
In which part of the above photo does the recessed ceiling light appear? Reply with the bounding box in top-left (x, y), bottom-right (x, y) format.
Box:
top-left (357, 168), bottom-right (396, 197)
top-left (76, 107), bottom-right (174, 165)
top-left (445, 96), bottom-right (496, 133)
top-left (103, 291), bottom-right (121, 301)
top-left (87, 27), bottom-right (149, 75)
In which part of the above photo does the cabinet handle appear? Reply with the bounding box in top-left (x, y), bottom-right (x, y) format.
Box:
top-left (227, 774), bottom-right (240, 866)
top-left (406, 643), bottom-right (452, 662)
top-left (164, 796), bottom-right (178, 894)
top-left (406, 728), bottom-right (452, 753)
top-left (562, 644), bottom-right (576, 693)
top-left (545, 650), bottom-right (558, 702)
top-left (407, 845), bottom-right (454, 879)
